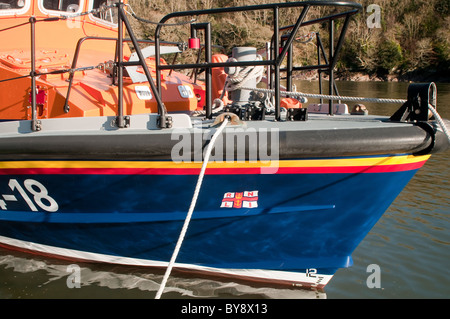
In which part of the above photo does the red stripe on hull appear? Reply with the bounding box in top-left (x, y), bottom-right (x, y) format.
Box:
top-left (0, 160), bottom-right (427, 175)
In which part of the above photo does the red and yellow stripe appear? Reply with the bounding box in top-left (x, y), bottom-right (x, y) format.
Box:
top-left (0, 154), bottom-right (430, 175)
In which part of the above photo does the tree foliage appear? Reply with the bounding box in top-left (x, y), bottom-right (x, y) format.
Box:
top-left (128, 0), bottom-right (450, 80)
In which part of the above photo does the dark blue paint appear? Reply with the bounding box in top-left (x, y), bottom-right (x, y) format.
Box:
top-left (0, 168), bottom-right (418, 275)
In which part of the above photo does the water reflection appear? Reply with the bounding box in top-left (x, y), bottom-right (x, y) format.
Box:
top-left (392, 153), bottom-right (450, 243)
top-left (326, 151), bottom-right (449, 299)
top-left (0, 247), bottom-right (326, 299)
top-left (299, 80), bottom-right (450, 299)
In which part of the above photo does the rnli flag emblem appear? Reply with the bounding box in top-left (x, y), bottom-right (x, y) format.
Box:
top-left (221, 191), bottom-right (258, 208)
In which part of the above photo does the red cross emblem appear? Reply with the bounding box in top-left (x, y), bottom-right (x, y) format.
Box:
top-left (221, 191), bottom-right (259, 208)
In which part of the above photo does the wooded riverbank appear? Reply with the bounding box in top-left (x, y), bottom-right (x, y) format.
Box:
top-left (129, 0), bottom-right (450, 83)
top-left (293, 68), bottom-right (450, 83)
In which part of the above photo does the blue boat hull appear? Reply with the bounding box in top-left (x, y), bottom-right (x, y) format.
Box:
top-left (0, 155), bottom-right (427, 288)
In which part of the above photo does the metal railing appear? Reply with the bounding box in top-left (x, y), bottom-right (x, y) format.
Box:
top-left (0, 2), bottom-right (172, 130)
top-left (0, 16), bottom-right (61, 131)
top-left (154, 1), bottom-right (362, 120)
top-left (0, 1), bottom-right (362, 131)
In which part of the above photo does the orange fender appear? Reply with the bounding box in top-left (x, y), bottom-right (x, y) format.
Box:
top-left (281, 98), bottom-right (302, 109)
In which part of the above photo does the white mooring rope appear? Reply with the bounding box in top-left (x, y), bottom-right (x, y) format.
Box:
top-left (155, 117), bottom-right (229, 299)
top-left (225, 56), bottom-right (265, 92)
top-left (427, 104), bottom-right (450, 143)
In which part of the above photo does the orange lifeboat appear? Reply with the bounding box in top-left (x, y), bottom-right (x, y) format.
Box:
top-left (0, 0), bottom-right (206, 120)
